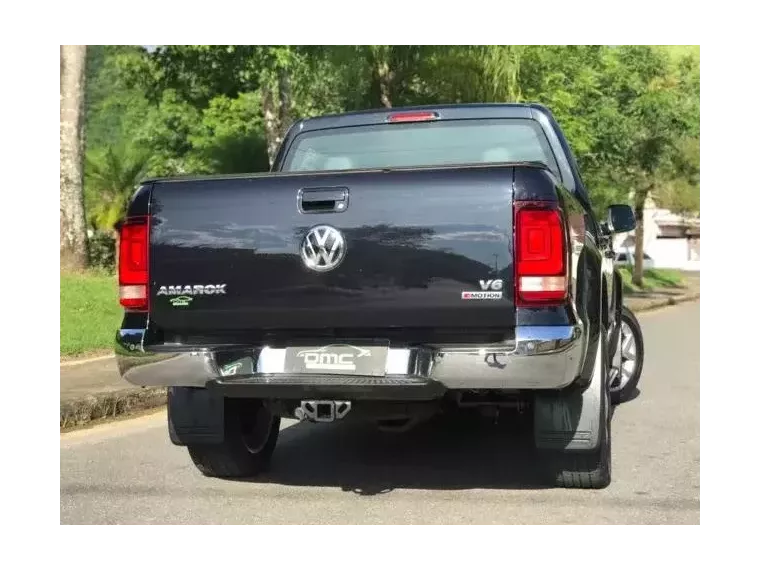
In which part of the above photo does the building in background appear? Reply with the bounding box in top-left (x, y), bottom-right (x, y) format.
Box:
top-left (614, 197), bottom-right (700, 271)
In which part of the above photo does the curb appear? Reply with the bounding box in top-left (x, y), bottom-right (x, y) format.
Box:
top-left (60, 292), bottom-right (698, 431)
top-left (60, 387), bottom-right (167, 430)
top-left (628, 292), bottom-right (700, 314)
top-left (60, 354), bottom-right (115, 367)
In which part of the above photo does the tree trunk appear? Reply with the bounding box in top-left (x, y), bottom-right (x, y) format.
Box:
top-left (261, 66), bottom-right (293, 169)
top-left (60, 45), bottom-right (89, 270)
top-left (507, 47), bottom-right (523, 102)
top-left (277, 66), bottom-right (292, 136)
top-left (633, 188), bottom-right (648, 287)
top-left (368, 47), bottom-right (394, 108)
top-left (262, 84), bottom-right (280, 168)
top-left (376, 59), bottom-right (393, 108)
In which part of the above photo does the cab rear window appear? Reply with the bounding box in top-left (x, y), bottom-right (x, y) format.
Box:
top-left (281, 118), bottom-right (559, 175)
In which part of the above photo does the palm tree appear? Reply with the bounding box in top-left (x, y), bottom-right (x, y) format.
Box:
top-left (85, 143), bottom-right (150, 266)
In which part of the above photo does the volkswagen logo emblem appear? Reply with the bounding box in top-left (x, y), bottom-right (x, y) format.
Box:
top-left (300, 225), bottom-right (346, 272)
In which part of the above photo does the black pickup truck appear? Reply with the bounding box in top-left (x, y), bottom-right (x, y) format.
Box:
top-left (116, 103), bottom-right (636, 489)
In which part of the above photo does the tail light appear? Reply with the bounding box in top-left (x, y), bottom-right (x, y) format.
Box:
top-left (514, 202), bottom-right (567, 305)
top-left (119, 216), bottom-right (150, 310)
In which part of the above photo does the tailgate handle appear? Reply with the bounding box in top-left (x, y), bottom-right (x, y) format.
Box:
top-left (299, 188), bottom-right (349, 214)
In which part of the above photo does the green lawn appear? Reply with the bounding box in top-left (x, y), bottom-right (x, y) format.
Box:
top-left (617, 266), bottom-right (685, 294)
top-left (61, 271), bottom-right (121, 357)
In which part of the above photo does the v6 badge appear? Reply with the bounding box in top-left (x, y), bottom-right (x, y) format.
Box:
top-left (462, 278), bottom-right (503, 300)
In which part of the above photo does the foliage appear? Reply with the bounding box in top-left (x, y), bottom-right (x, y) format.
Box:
top-left (87, 231), bottom-right (117, 270)
top-left (656, 137), bottom-right (700, 214)
top-left (82, 44), bottom-right (700, 271)
top-left (85, 143), bottom-right (150, 230)
top-left (85, 46), bottom-right (151, 151)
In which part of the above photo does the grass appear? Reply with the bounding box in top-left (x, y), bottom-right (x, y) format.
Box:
top-left (617, 266), bottom-right (685, 294)
top-left (61, 270), bottom-right (121, 357)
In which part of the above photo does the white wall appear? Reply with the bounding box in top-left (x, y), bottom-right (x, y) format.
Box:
top-left (612, 202), bottom-right (700, 271)
top-left (645, 238), bottom-right (702, 271)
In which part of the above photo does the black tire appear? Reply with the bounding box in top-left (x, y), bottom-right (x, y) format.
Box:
top-left (548, 334), bottom-right (612, 490)
top-left (188, 399), bottom-right (280, 479)
top-left (611, 306), bottom-right (644, 405)
top-left (550, 419), bottom-right (611, 489)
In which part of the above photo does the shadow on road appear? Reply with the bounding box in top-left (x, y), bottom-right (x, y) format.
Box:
top-left (258, 413), bottom-right (553, 495)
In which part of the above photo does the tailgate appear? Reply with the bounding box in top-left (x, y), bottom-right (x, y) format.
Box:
top-left (148, 166), bottom-right (516, 338)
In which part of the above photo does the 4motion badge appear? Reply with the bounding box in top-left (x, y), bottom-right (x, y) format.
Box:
top-left (462, 279), bottom-right (503, 300)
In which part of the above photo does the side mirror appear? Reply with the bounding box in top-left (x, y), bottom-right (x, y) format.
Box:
top-left (607, 204), bottom-right (636, 234)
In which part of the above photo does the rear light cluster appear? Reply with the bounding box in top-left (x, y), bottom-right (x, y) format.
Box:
top-left (514, 201), bottom-right (568, 306)
top-left (119, 216), bottom-right (150, 310)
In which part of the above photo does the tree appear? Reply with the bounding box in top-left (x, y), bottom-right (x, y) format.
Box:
top-left (259, 47), bottom-right (295, 166)
top-left (657, 137), bottom-right (699, 214)
top-left (60, 45), bottom-right (89, 270)
top-left (84, 143), bottom-right (150, 269)
top-left (596, 46), bottom-right (696, 285)
top-left (89, 44), bottom-right (698, 280)
top-left (410, 46), bottom-right (524, 106)
top-left (85, 144), bottom-right (150, 231)
top-left (340, 46), bottom-right (431, 109)
top-left (85, 46), bottom-right (152, 152)
top-left (124, 45), bottom-right (302, 168)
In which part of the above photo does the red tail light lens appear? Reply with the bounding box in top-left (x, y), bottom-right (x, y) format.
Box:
top-left (119, 216), bottom-right (149, 310)
top-left (515, 203), bottom-right (567, 305)
top-left (387, 111), bottom-right (440, 123)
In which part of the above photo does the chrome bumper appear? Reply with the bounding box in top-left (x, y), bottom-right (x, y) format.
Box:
top-left (116, 325), bottom-right (585, 393)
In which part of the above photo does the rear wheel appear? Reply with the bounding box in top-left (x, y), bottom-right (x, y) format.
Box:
top-left (188, 399), bottom-right (280, 479)
top-left (610, 306), bottom-right (644, 405)
top-left (542, 333), bottom-right (612, 490)
top-left (549, 406), bottom-right (611, 489)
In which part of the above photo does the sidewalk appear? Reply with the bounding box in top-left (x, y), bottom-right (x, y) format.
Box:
top-left (60, 358), bottom-right (166, 429)
top-left (624, 271), bottom-right (700, 313)
top-left (60, 273), bottom-right (699, 429)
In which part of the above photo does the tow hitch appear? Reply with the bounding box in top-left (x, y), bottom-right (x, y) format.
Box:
top-left (295, 400), bottom-right (352, 423)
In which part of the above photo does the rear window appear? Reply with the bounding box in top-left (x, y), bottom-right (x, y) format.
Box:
top-left (281, 119), bottom-right (559, 174)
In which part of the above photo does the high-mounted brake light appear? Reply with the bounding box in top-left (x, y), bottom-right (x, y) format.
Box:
top-left (514, 202), bottom-right (567, 305)
top-left (387, 111), bottom-right (440, 123)
top-left (118, 216), bottom-right (150, 310)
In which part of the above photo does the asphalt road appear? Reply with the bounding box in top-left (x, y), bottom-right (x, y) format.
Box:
top-left (60, 301), bottom-right (700, 524)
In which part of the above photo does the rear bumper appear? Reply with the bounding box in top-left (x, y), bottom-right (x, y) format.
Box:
top-left (116, 324), bottom-right (585, 397)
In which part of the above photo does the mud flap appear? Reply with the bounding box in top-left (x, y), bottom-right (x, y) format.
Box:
top-left (533, 334), bottom-right (605, 452)
top-left (168, 386), bottom-right (225, 446)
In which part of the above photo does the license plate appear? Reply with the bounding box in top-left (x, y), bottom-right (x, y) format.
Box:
top-left (283, 343), bottom-right (389, 376)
